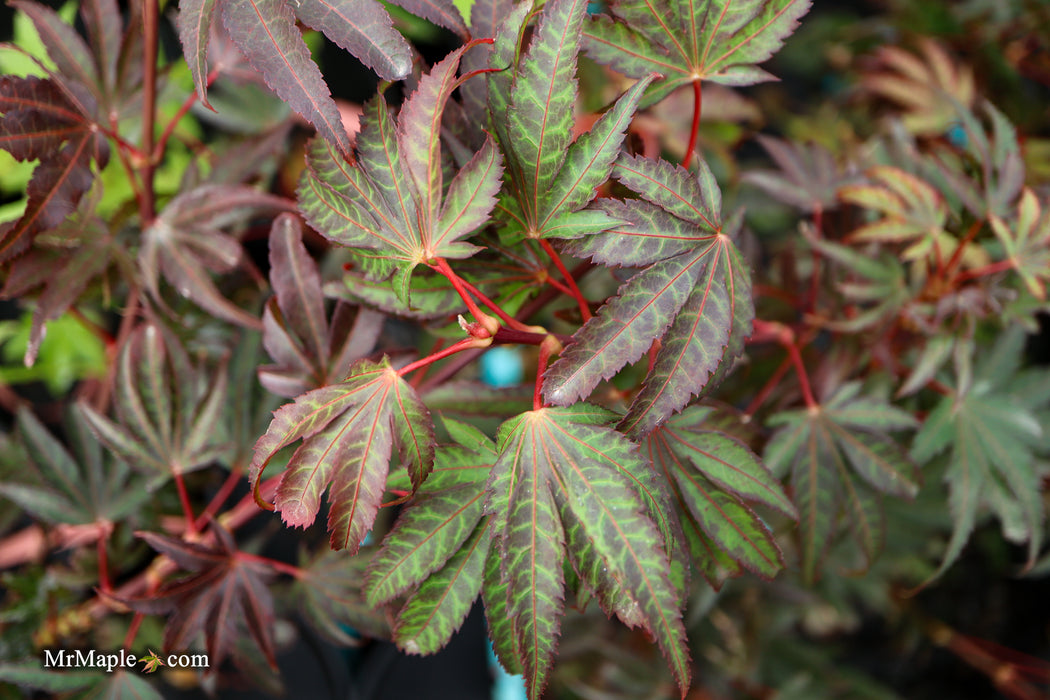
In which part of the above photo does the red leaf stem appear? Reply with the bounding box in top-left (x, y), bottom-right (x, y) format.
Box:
top-left (539, 238), bottom-right (591, 320)
top-left (682, 80), bottom-right (702, 169)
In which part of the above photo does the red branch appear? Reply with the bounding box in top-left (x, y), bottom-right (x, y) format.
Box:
top-left (397, 336), bottom-right (492, 377)
top-left (750, 320), bottom-right (818, 409)
top-left (539, 239), bottom-right (591, 321)
top-left (682, 80), bottom-right (703, 168)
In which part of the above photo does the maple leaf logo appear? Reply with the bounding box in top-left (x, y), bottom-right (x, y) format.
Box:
top-left (139, 650), bottom-right (164, 674)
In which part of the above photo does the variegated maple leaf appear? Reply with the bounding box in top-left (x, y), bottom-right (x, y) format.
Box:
top-left (248, 358), bottom-right (433, 552)
top-left (176, 0), bottom-right (467, 151)
top-left (584, 0), bottom-right (812, 106)
top-left (546, 154), bottom-right (753, 436)
top-left (297, 44), bottom-right (503, 302)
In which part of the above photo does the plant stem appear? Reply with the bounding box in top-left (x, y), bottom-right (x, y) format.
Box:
top-left (123, 612), bottom-right (145, 649)
top-left (236, 551), bottom-right (305, 579)
top-left (534, 336), bottom-right (559, 410)
top-left (539, 239), bottom-right (591, 321)
top-left (682, 79), bottom-right (702, 168)
top-left (194, 467), bottom-right (243, 532)
top-left (954, 258), bottom-right (1014, 283)
top-left (173, 470), bottom-right (197, 536)
top-left (140, 0), bottom-right (159, 222)
top-left (111, 114), bottom-right (149, 220)
top-left (807, 207), bottom-right (823, 312)
top-left (153, 69), bottom-right (219, 162)
top-left (397, 336), bottom-right (493, 377)
top-left (94, 287), bottom-right (140, 413)
top-left (942, 218), bottom-right (984, 276)
top-left (434, 258), bottom-right (535, 332)
top-left (750, 319), bottom-right (818, 409)
top-left (410, 338), bottom-right (446, 388)
top-left (647, 339), bottom-right (660, 372)
top-left (743, 355), bottom-right (792, 418)
top-left (430, 258), bottom-right (501, 334)
top-left (96, 535), bottom-right (111, 593)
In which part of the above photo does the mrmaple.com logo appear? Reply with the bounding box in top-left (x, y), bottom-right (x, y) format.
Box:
top-left (42, 648), bottom-right (209, 673)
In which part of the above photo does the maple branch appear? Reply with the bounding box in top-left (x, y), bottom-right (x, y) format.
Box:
top-left (397, 336), bottom-right (493, 377)
top-left (195, 467), bottom-right (244, 532)
top-left (86, 477), bottom-right (281, 621)
top-left (943, 218), bottom-right (985, 277)
top-left (417, 262), bottom-right (595, 393)
top-left (807, 206), bottom-right (823, 312)
top-left (429, 258), bottom-right (501, 335)
top-left (539, 239), bottom-right (591, 321)
top-left (140, 0), bottom-right (159, 222)
top-left (97, 535), bottom-right (111, 593)
top-left (123, 612), bottom-right (145, 649)
top-left (743, 355), bottom-right (792, 418)
top-left (533, 335), bottom-right (562, 410)
top-left (173, 470), bottom-right (197, 536)
top-left (410, 338), bottom-right (446, 388)
top-left (236, 552), bottom-right (305, 579)
top-left (750, 320), bottom-right (818, 409)
top-left (682, 79), bottom-right (702, 168)
top-left (431, 258), bottom-right (536, 333)
top-left (954, 259), bottom-right (1014, 283)
top-left (110, 114), bottom-right (150, 220)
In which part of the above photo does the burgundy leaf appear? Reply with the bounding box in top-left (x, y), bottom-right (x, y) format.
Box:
top-left (121, 524), bottom-right (277, 671)
top-left (176, 0), bottom-right (218, 109)
top-left (295, 0), bottom-right (413, 81)
top-left (269, 214), bottom-right (328, 364)
top-left (387, 0), bottom-right (468, 38)
top-left (220, 0), bottom-right (350, 153)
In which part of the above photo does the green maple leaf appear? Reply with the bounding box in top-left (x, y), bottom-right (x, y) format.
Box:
top-left (364, 419), bottom-right (493, 656)
top-left (0, 406), bottom-right (149, 527)
top-left (911, 327), bottom-right (1050, 583)
top-left (583, 0), bottom-right (812, 106)
top-left (990, 188), bottom-right (1050, 301)
top-left (646, 406), bottom-right (796, 587)
top-left (298, 44), bottom-right (502, 302)
top-left (139, 650), bottom-right (164, 674)
top-left (79, 322), bottom-right (230, 490)
top-left (764, 383), bottom-right (920, 583)
top-left (484, 404), bottom-right (690, 698)
top-left (248, 358), bottom-right (433, 552)
top-left (545, 154), bottom-right (753, 437)
top-left (487, 0), bottom-right (655, 241)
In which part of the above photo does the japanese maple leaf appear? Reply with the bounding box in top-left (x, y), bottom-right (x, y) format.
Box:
top-left (484, 405), bottom-right (690, 697)
top-left (764, 383), bottom-right (920, 582)
top-left (365, 419), bottom-right (496, 655)
top-left (583, 0), bottom-right (811, 106)
top-left (248, 358), bottom-right (433, 552)
top-left (911, 328), bottom-right (1050, 584)
top-left (545, 154), bottom-right (753, 436)
top-left (80, 322), bottom-right (230, 490)
top-left (0, 74), bottom-right (108, 262)
top-left (0, 406), bottom-right (149, 528)
top-left (259, 214), bottom-right (384, 397)
top-left (990, 188), bottom-right (1050, 300)
top-left (117, 522), bottom-right (277, 672)
top-left (861, 39), bottom-right (976, 136)
top-left (0, 0), bottom-right (157, 259)
top-left (645, 406), bottom-right (796, 588)
top-left (486, 0), bottom-right (655, 241)
top-left (176, 0), bottom-right (467, 152)
top-left (139, 185), bottom-right (293, 329)
top-left (297, 43), bottom-right (503, 302)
